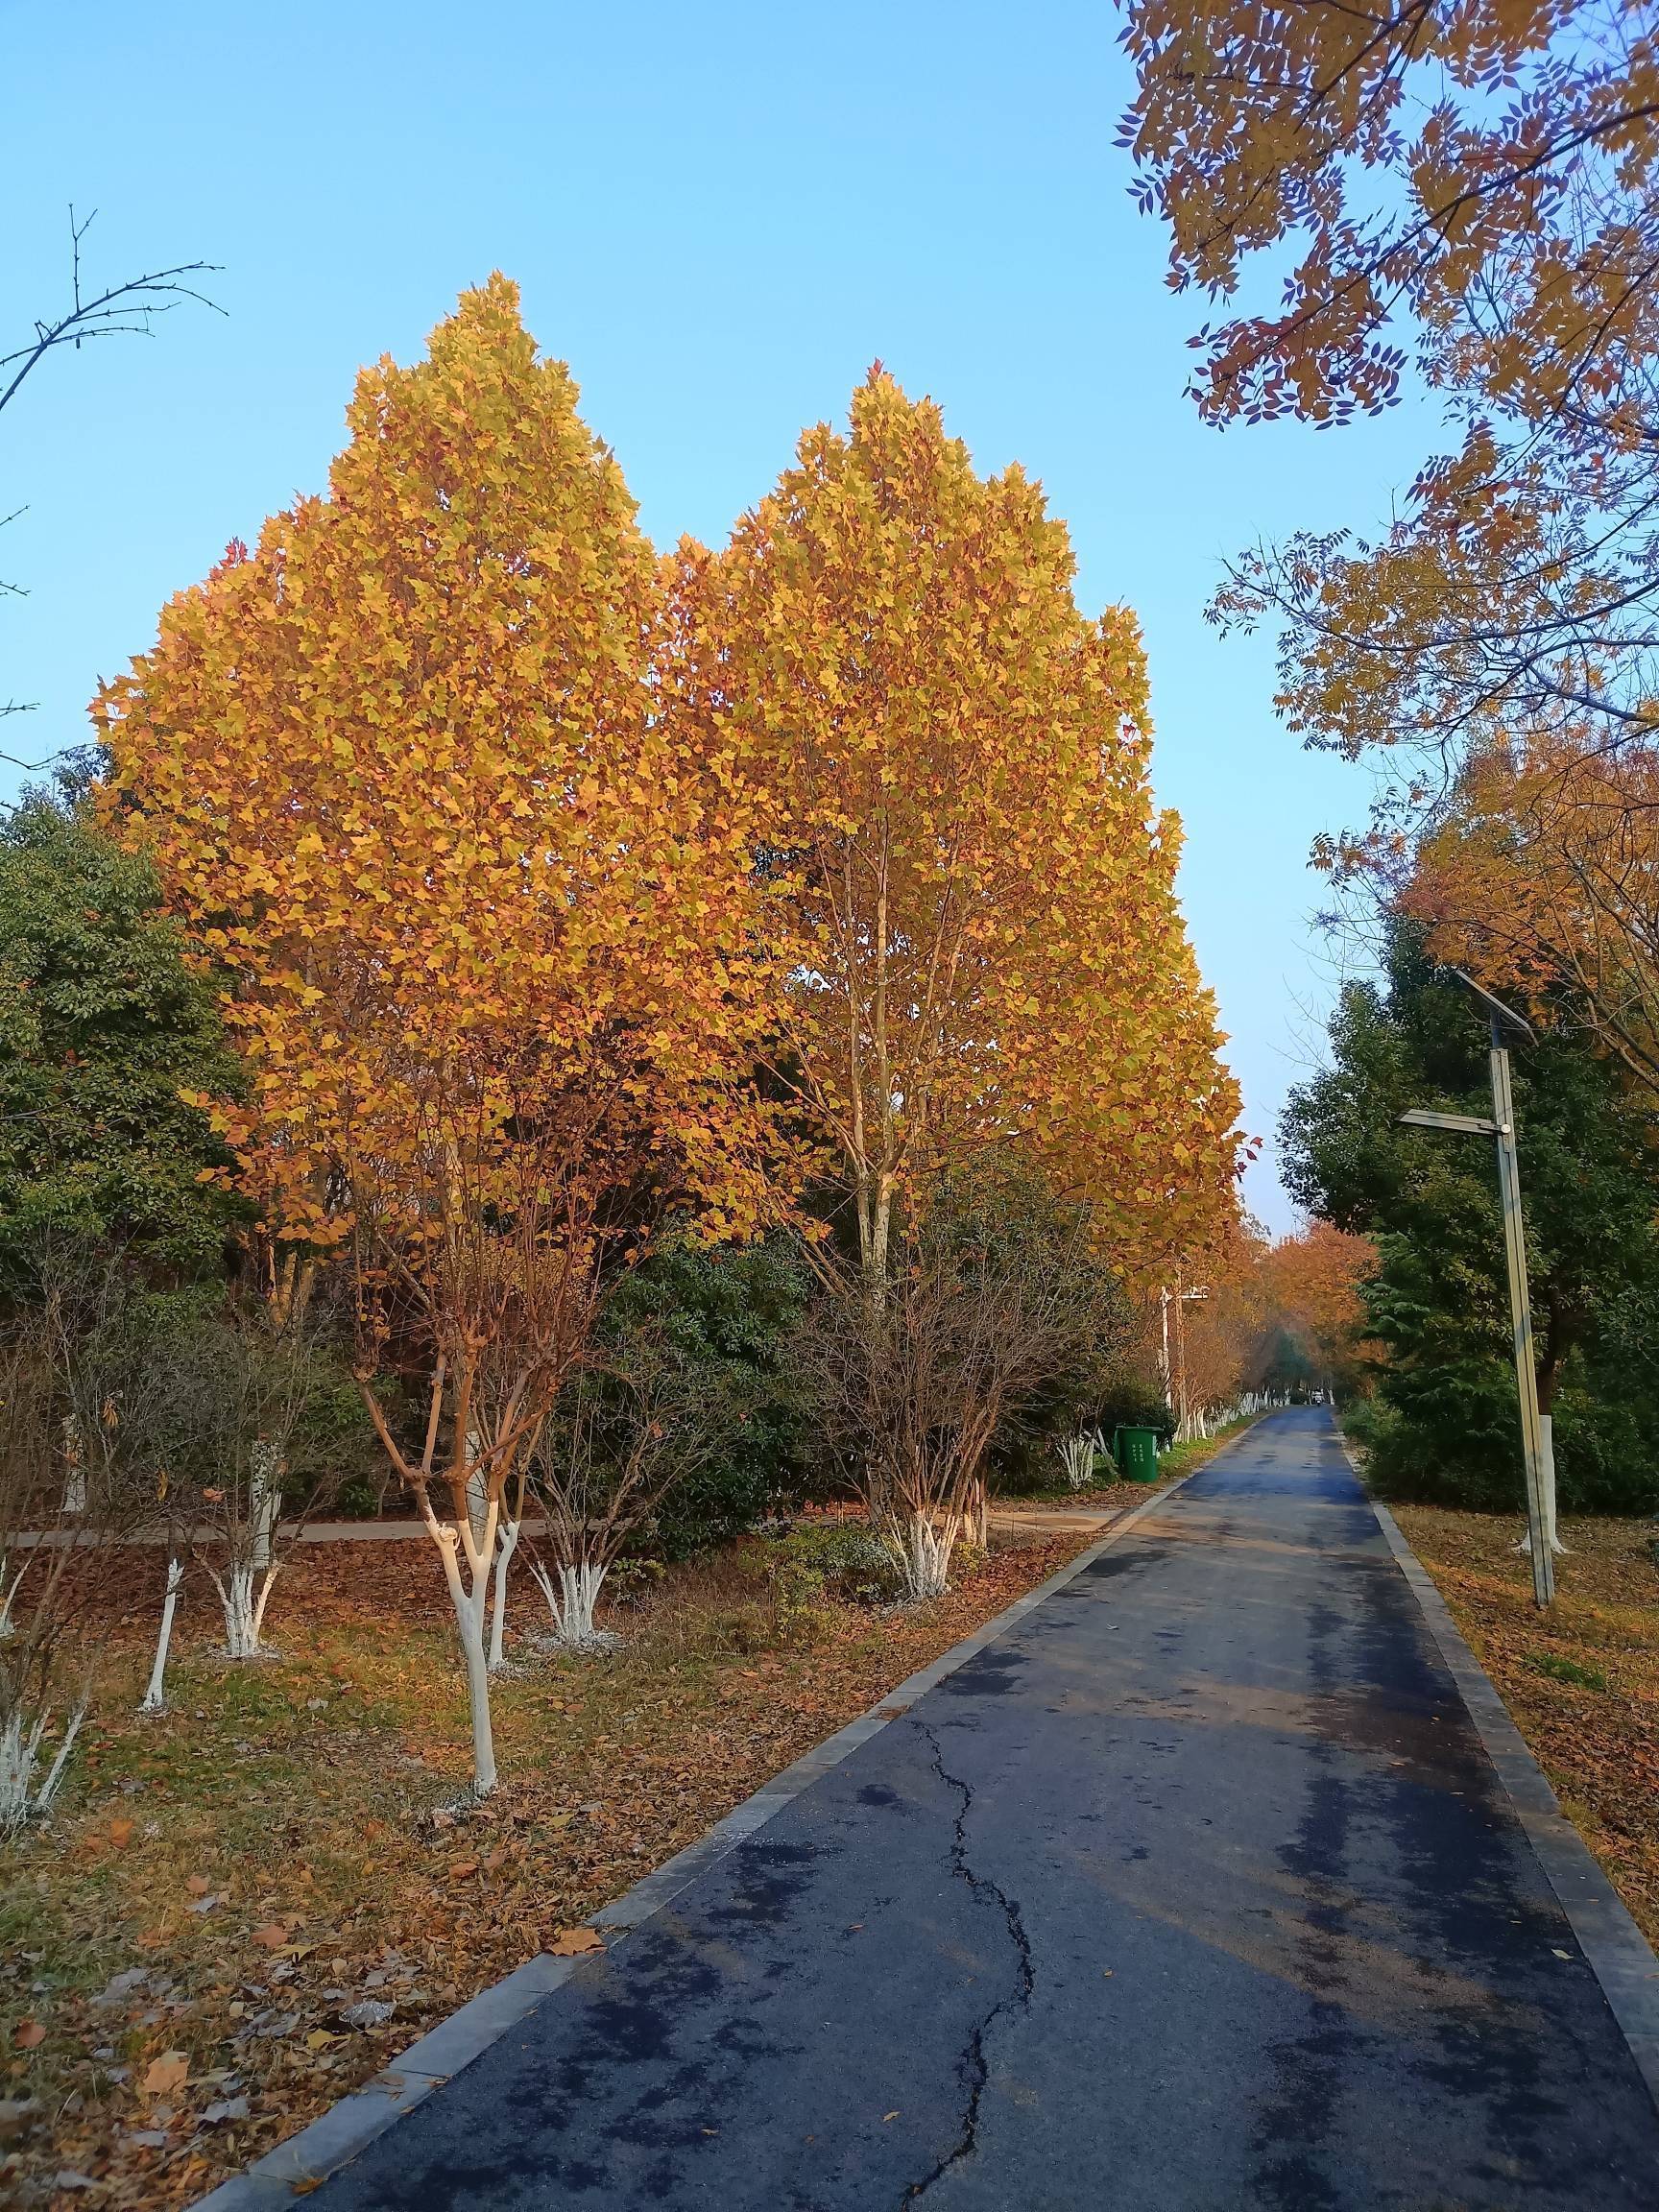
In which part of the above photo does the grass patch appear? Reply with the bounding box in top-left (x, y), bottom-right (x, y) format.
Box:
top-left (1392, 1503), bottom-right (1659, 1948)
top-left (1524, 1651), bottom-right (1610, 1693)
top-left (0, 1519), bottom-right (1099, 2207)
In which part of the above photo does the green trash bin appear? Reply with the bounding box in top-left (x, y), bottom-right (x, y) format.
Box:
top-left (1113, 1425), bottom-right (1162, 1483)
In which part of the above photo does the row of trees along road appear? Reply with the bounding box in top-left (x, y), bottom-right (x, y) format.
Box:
top-left (1119, 0), bottom-right (1659, 1090)
top-left (1282, 926), bottom-right (1659, 1513)
top-left (59, 278), bottom-right (1242, 1799)
top-left (1120, 1), bottom-right (1659, 1507)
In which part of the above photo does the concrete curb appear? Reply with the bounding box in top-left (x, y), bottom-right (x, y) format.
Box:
top-left (190, 1455), bottom-right (1223, 2207)
top-left (1342, 1441), bottom-right (1659, 2115)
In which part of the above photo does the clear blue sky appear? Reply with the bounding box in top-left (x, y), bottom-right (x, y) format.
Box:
top-left (2, 1), bottom-right (1431, 1232)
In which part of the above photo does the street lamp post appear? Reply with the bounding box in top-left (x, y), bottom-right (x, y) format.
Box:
top-left (1398, 971), bottom-right (1555, 1608)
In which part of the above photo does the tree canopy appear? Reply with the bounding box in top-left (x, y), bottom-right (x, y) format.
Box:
top-left (1281, 924), bottom-right (1659, 1508)
top-left (677, 367), bottom-right (1241, 1286)
top-left (0, 784), bottom-right (242, 1275)
top-left (97, 276), bottom-right (779, 1268)
top-left (1123, 0), bottom-right (1659, 968)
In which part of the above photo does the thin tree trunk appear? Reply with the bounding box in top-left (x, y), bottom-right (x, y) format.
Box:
top-left (488, 1518), bottom-right (521, 1671)
top-left (250, 1562), bottom-right (280, 1647)
top-left (250, 1440), bottom-right (279, 1574)
top-left (1056, 1432), bottom-right (1096, 1490)
top-left (61, 1414), bottom-right (86, 1516)
top-left (0, 1553), bottom-right (27, 1638)
top-left (459, 1606), bottom-right (496, 1795)
top-left (421, 1498), bottom-right (499, 1797)
top-left (891, 1511), bottom-right (959, 1600)
top-left (529, 1558), bottom-right (611, 1648)
top-left (140, 1556), bottom-right (184, 1713)
top-left (0, 1701), bottom-right (85, 1836)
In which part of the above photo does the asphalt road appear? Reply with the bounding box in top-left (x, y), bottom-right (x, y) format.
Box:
top-left (312, 1409), bottom-right (1659, 2210)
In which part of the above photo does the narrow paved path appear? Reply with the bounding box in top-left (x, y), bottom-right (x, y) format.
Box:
top-left (314, 1410), bottom-right (1659, 2209)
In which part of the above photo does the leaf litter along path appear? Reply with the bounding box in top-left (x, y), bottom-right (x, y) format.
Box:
top-left (305, 1408), bottom-right (1659, 2212)
top-left (0, 1519), bottom-right (1112, 2211)
top-left (1390, 1501), bottom-right (1659, 1947)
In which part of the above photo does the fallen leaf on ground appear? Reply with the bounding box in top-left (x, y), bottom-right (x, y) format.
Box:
top-left (2, 1526), bottom-right (1093, 2208)
top-left (548, 1928), bottom-right (605, 1956)
top-left (251, 1924), bottom-right (289, 1950)
top-left (446, 1860), bottom-right (479, 1881)
top-left (186, 1874), bottom-right (212, 1895)
top-left (141, 2053), bottom-right (189, 2100)
top-left (108, 1817), bottom-right (134, 1849)
top-left (12, 2021), bottom-right (44, 2051)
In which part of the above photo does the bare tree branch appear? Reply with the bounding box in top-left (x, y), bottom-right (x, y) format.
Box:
top-left (0, 205), bottom-right (223, 423)
top-left (1, 207), bottom-right (222, 738)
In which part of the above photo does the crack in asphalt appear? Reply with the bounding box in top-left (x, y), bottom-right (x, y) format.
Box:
top-left (901, 1722), bottom-right (1035, 2206)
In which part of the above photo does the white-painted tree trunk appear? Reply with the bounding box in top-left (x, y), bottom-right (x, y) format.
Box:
top-left (488, 1518), bottom-right (520, 1671)
top-left (140, 1557), bottom-right (184, 1713)
top-left (206, 1441), bottom-right (285, 1658)
top-left (1055, 1431), bottom-right (1101, 1491)
top-left (891, 1512), bottom-right (960, 1600)
top-left (466, 1441), bottom-right (491, 1551)
top-left (0, 1700), bottom-right (85, 1836)
top-left (0, 1554), bottom-right (27, 1638)
top-left (61, 1414), bottom-right (86, 1516)
top-left (421, 1498), bottom-right (499, 1797)
top-left (1519, 1413), bottom-right (1570, 1557)
top-left (529, 1559), bottom-right (612, 1649)
top-left (250, 1440), bottom-right (280, 1574)
top-left (208, 1559), bottom-right (280, 1659)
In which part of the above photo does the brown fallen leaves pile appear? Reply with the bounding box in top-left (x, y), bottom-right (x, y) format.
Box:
top-left (0, 1525), bottom-right (1094, 2209)
top-left (1393, 1505), bottom-right (1659, 1947)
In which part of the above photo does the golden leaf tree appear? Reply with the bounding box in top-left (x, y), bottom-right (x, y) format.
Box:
top-left (97, 278), bottom-right (778, 1794)
top-left (1261, 1221), bottom-right (1376, 1395)
top-left (1403, 737), bottom-right (1659, 1102)
top-left (677, 370), bottom-right (1241, 1589)
top-left (1123, 0), bottom-right (1659, 1044)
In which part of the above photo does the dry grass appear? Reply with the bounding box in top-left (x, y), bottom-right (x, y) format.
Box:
top-left (0, 1520), bottom-right (1096, 2209)
top-left (1392, 1504), bottom-right (1659, 1947)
